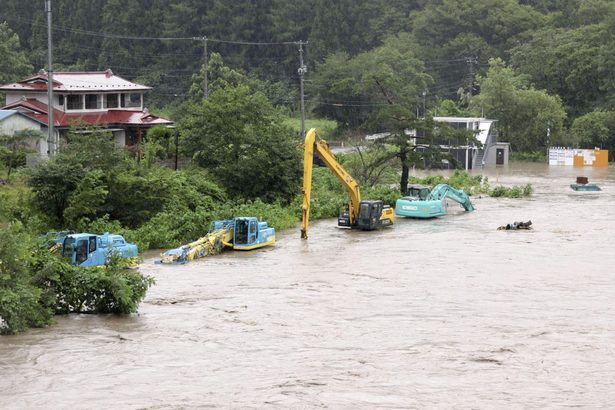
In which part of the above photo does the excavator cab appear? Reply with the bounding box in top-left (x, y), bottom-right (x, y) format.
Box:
top-left (338, 200), bottom-right (392, 231)
top-left (406, 185), bottom-right (430, 200)
top-left (356, 200), bottom-right (384, 230)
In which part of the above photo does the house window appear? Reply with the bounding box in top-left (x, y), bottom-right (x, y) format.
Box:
top-left (121, 93), bottom-right (141, 108)
top-left (58, 95), bottom-right (65, 107)
top-left (85, 94), bottom-right (100, 109)
top-left (66, 95), bottom-right (83, 110)
top-left (104, 94), bottom-right (119, 108)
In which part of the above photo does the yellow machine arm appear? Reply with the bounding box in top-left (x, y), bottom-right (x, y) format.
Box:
top-left (160, 226), bottom-right (234, 264)
top-left (301, 128), bottom-right (361, 239)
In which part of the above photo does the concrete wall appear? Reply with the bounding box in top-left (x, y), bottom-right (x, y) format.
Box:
top-left (113, 130), bottom-right (126, 146)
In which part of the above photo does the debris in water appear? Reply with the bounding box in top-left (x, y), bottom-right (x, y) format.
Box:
top-left (497, 220), bottom-right (532, 230)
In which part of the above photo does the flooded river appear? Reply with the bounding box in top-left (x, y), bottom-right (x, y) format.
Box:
top-left (2, 163), bottom-right (615, 409)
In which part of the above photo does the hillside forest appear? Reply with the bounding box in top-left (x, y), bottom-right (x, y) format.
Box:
top-left (0, 0), bottom-right (612, 333)
top-left (2, 0), bottom-right (615, 154)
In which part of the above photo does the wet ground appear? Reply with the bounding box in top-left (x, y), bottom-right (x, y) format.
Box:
top-left (2, 163), bottom-right (615, 409)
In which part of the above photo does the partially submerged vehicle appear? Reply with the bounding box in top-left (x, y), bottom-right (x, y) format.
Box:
top-left (395, 184), bottom-right (474, 218)
top-left (301, 128), bottom-right (394, 239)
top-left (159, 217), bottom-right (275, 264)
top-left (570, 176), bottom-right (601, 191)
top-left (51, 232), bottom-right (138, 266)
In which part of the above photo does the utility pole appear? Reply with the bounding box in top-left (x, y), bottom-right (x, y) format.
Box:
top-left (465, 56), bottom-right (478, 97)
top-left (422, 90), bottom-right (427, 118)
top-left (45, 0), bottom-right (55, 156)
top-left (297, 41), bottom-right (308, 138)
top-left (174, 128), bottom-right (179, 171)
top-left (203, 37), bottom-right (208, 99)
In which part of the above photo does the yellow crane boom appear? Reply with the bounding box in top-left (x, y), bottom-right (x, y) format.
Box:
top-left (301, 128), bottom-right (394, 239)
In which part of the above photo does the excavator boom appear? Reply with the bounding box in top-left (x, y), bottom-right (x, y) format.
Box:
top-left (427, 184), bottom-right (475, 211)
top-left (302, 128), bottom-right (361, 239)
top-left (301, 128), bottom-right (393, 239)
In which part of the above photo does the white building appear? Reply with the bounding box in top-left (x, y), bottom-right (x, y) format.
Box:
top-left (433, 116), bottom-right (509, 168)
top-left (1, 69), bottom-right (172, 156)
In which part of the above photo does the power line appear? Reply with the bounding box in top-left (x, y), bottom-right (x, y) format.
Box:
top-left (3, 15), bottom-right (301, 46)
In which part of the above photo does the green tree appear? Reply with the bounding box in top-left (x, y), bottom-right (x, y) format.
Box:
top-left (180, 84), bottom-right (301, 202)
top-left (189, 52), bottom-right (254, 100)
top-left (472, 58), bottom-right (566, 152)
top-left (0, 224), bottom-right (53, 335)
top-left (511, 25), bottom-right (605, 117)
top-left (311, 33), bottom-right (434, 192)
top-left (410, 0), bottom-right (542, 100)
top-left (29, 160), bottom-right (84, 226)
top-left (0, 22), bottom-right (33, 104)
top-left (0, 130), bottom-right (39, 181)
top-left (570, 110), bottom-right (615, 159)
top-left (311, 33), bottom-right (431, 128)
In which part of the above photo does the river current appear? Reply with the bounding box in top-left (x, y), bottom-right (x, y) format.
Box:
top-left (1, 163), bottom-right (614, 409)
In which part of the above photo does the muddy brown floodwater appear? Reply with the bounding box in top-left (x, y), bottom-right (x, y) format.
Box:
top-left (2, 163), bottom-right (615, 409)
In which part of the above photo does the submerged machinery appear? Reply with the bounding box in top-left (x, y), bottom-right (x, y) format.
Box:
top-left (300, 128), bottom-right (395, 239)
top-left (50, 232), bottom-right (138, 266)
top-left (159, 217), bottom-right (275, 264)
top-left (395, 184), bottom-right (474, 218)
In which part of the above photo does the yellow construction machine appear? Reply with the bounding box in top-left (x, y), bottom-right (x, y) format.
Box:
top-left (300, 128), bottom-right (395, 239)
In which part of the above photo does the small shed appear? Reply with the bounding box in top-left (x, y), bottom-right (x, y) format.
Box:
top-left (0, 109), bottom-right (47, 155)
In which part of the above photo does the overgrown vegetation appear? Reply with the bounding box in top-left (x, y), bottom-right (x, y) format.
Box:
top-left (408, 170), bottom-right (532, 198)
top-left (0, 224), bottom-right (154, 335)
top-left (510, 151), bottom-right (548, 162)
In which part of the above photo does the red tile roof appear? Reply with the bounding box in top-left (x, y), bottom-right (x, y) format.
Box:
top-left (3, 99), bottom-right (172, 128)
top-left (0, 69), bottom-right (151, 93)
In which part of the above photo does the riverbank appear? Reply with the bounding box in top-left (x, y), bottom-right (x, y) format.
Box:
top-left (2, 163), bottom-right (614, 408)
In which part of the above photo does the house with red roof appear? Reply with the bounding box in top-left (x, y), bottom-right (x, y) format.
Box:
top-left (0, 69), bottom-right (173, 156)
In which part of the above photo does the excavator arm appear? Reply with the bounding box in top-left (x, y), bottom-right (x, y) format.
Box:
top-left (427, 184), bottom-right (475, 211)
top-left (301, 128), bottom-right (361, 239)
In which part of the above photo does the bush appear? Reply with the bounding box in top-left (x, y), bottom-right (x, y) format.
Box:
top-left (408, 170), bottom-right (490, 196)
top-left (1, 225), bottom-right (155, 335)
top-left (510, 151), bottom-right (547, 162)
top-left (35, 256), bottom-right (154, 315)
top-left (407, 170), bottom-right (532, 198)
top-left (490, 184), bottom-right (533, 198)
top-left (0, 224), bottom-right (53, 334)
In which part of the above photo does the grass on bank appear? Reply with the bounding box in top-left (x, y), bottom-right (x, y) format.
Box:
top-left (282, 117), bottom-right (338, 137)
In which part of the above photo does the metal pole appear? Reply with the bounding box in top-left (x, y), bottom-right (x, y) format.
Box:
top-left (465, 138), bottom-right (469, 170)
top-left (203, 37), bottom-right (208, 99)
top-left (174, 129), bottom-right (179, 171)
top-left (422, 90), bottom-right (426, 118)
top-left (297, 41), bottom-right (307, 138)
top-left (45, 0), bottom-right (55, 155)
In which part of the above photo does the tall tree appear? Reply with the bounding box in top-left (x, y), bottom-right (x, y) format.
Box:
top-left (570, 110), bottom-right (615, 159)
top-left (472, 58), bottom-right (566, 152)
top-left (312, 33), bottom-right (434, 192)
top-left (0, 22), bottom-right (33, 104)
top-left (179, 85), bottom-right (301, 203)
top-left (311, 33), bottom-right (431, 128)
top-left (411, 0), bottom-right (542, 100)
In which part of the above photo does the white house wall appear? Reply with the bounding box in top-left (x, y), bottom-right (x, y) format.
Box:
top-left (0, 114), bottom-right (48, 155)
top-left (6, 92), bottom-right (63, 110)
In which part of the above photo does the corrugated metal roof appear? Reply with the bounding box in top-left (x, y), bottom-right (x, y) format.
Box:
top-left (0, 69), bottom-right (151, 92)
top-left (0, 109), bottom-right (18, 121)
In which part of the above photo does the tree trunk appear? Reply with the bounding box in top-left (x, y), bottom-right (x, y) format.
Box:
top-left (399, 146), bottom-right (409, 194)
